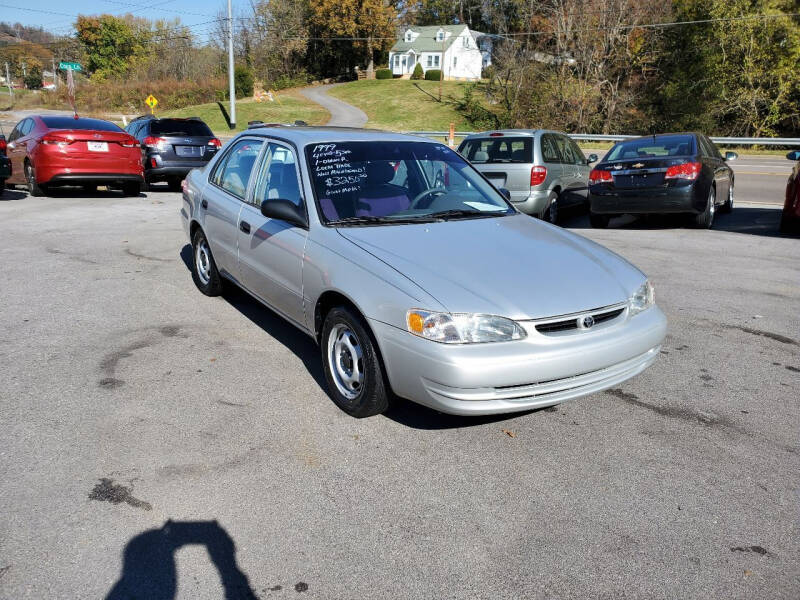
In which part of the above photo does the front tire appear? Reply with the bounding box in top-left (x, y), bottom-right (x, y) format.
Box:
top-left (321, 306), bottom-right (390, 418)
top-left (720, 183), bottom-right (734, 213)
top-left (693, 185), bottom-right (716, 228)
top-left (191, 228), bottom-right (224, 296)
top-left (25, 162), bottom-right (46, 197)
top-left (589, 212), bottom-right (610, 228)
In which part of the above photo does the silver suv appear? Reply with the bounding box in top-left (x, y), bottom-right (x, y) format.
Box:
top-left (458, 130), bottom-right (597, 223)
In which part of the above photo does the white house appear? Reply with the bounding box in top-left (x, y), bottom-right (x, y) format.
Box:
top-left (388, 25), bottom-right (484, 81)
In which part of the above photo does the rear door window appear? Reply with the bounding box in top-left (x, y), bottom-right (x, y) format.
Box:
top-left (211, 138), bottom-right (264, 199)
top-left (252, 143), bottom-right (303, 208)
top-left (151, 120), bottom-right (213, 137)
top-left (540, 134), bottom-right (562, 163)
top-left (460, 137), bottom-right (532, 163)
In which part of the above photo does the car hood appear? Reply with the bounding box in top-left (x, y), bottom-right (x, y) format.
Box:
top-left (337, 214), bottom-right (645, 320)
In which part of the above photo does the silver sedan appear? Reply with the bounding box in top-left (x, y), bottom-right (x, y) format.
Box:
top-left (181, 127), bottom-right (666, 417)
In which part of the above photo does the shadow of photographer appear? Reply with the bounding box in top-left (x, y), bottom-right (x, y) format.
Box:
top-left (106, 520), bottom-right (257, 600)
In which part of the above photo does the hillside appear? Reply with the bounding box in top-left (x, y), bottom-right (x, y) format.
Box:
top-left (325, 79), bottom-right (494, 132)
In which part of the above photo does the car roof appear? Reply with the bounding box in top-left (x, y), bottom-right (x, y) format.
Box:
top-left (239, 126), bottom-right (440, 146)
top-left (617, 132), bottom-right (699, 143)
top-left (460, 129), bottom-right (566, 140)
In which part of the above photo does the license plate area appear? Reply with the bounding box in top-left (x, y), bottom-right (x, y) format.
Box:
top-left (87, 141), bottom-right (108, 152)
top-left (176, 145), bottom-right (201, 157)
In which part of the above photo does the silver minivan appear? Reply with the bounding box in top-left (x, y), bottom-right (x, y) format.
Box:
top-left (458, 130), bottom-right (597, 222)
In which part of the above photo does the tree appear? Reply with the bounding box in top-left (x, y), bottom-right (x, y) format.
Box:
top-left (308, 0), bottom-right (398, 78)
top-left (75, 15), bottom-right (149, 80)
top-left (24, 64), bottom-right (42, 89)
top-left (410, 62), bottom-right (424, 79)
top-left (234, 65), bottom-right (254, 97)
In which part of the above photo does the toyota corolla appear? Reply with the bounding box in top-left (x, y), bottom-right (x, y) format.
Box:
top-left (181, 127), bottom-right (667, 417)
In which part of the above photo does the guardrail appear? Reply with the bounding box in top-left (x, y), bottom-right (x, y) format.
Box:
top-left (406, 131), bottom-right (800, 147)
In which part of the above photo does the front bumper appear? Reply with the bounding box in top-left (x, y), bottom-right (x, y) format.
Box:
top-left (371, 305), bottom-right (667, 415)
top-left (590, 183), bottom-right (703, 215)
top-left (510, 189), bottom-right (549, 217)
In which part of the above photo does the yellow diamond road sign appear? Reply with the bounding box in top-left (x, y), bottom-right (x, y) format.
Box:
top-left (145, 95), bottom-right (158, 108)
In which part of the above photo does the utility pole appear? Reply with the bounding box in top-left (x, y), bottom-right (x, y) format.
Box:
top-left (4, 62), bottom-right (12, 101)
top-left (439, 36), bottom-right (444, 102)
top-left (227, 0), bottom-right (236, 129)
top-left (53, 58), bottom-right (58, 88)
top-left (21, 61), bottom-right (26, 88)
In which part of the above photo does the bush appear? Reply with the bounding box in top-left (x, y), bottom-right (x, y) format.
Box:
top-left (24, 66), bottom-right (43, 90)
top-left (375, 68), bottom-right (392, 80)
top-left (410, 63), bottom-right (424, 80)
top-left (234, 65), bottom-right (254, 97)
top-left (424, 69), bottom-right (442, 81)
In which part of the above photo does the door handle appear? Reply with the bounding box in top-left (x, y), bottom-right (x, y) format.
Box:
top-left (201, 199), bottom-right (208, 209)
top-left (239, 221), bottom-right (251, 234)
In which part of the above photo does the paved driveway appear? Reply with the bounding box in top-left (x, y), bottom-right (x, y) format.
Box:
top-left (299, 84), bottom-right (368, 128)
top-left (0, 186), bottom-right (798, 599)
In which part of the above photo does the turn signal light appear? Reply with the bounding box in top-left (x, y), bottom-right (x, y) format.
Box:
top-left (530, 165), bottom-right (547, 186)
top-left (120, 137), bottom-right (138, 148)
top-left (589, 169), bottom-right (613, 184)
top-left (209, 138), bottom-right (222, 147)
top-left (40, 134), bottom-right (72, 146)
top-left (665, 161), bottom-right (701, 180)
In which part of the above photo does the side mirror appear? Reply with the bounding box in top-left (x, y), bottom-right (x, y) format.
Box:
top-left (498, 187), bottom-right (511, 201)
top-left (587, 153), bottom-right (598, 164)
top-left (260, 198), bottom-right (308, 229)
top-left (724, 151), bottom-right (738, 161)
top-left (787, 151), bottom-right (800, 162)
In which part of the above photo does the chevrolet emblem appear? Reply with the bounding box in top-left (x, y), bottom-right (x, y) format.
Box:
top-left (632, 162), bottom-right (644, 168)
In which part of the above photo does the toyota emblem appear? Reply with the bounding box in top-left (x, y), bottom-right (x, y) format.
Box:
top-left (580, 315), bottom-right (595, 329)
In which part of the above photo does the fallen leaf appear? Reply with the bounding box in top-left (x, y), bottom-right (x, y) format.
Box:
top-left (209, 358), bottom-right (217, 362)
top-left (501, 429), bottom-right (516, 438)
top-left (744, 569), bottom-right (752, 576)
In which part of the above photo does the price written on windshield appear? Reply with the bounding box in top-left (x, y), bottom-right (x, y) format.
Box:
top-left (325, 175), bottom-right (365, 187)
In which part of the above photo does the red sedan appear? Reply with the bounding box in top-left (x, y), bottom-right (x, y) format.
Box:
top-left (781, 150), bottom-right (800, 234)
top-left (4, 115), bottom-right (144, 197)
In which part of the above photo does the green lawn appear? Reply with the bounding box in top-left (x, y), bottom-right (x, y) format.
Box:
top-left (326, 79), bottom-right (493, 132)
top-left (161, 90), bottom-right (329, 135)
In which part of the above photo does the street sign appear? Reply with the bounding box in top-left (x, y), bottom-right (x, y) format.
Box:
top-left (58, 62), bottom-right (82, 72)
top-left (145, 95), bottom-right (158, 114)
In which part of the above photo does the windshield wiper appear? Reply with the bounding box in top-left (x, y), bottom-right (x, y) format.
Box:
top-left (328, 215), bottom-right (437, 226)
top-left (426, 209), bottom-right (508, 220)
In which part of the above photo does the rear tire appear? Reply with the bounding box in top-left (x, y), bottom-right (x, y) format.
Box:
top-left (780, 211), bottom-right (799, 234)
top-left (542, 191), bottom-right (559, 224)
top-left (191, 228), bottom-right (224, 296)
top-left (321, 306), bottom-right (390, 418)
top-left (168, 178), bottom-right (182, 193)
top-left (0, 179), bottom-right (5, 195)
top-left (589, 212), bottom-right (610, 228)
top-left (693, 185), bottom-right (716, 229)
top-left (25, 162), bottom-right (46, 197)
top-left (121, 182), bottom-right (141, 197)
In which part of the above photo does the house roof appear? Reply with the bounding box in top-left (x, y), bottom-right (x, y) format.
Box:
top-left (390, 24), bottom-right (467, 54)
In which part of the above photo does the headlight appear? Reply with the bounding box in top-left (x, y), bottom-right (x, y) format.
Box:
top-left (406, 310), bottom-right (526, 344)
top-left (629, 280), bottom-right (655, 315)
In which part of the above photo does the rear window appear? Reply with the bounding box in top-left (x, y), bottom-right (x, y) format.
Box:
top-left (40, 117), bottom-right (123, 132)
top-left (150, 119), bottom-right (213, 137)
top-left (605, 135), bottom-right (695, 161)
top-left (459, 137), bottom-right (532, 163)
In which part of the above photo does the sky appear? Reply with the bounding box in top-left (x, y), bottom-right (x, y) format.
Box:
top-left (0, 0), bottom-right (231, 41)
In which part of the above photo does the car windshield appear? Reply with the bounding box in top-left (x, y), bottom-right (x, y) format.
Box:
top-left (459, 137), bottom-right (532, 163)
top-left (605, 135), bottom-right (695, 161)
top-left (40, 116), bottom-right (123, 132)
top-left (306, 141), bottom-right (514, 225)
top-left (151, 119), bottom-right (213, 137)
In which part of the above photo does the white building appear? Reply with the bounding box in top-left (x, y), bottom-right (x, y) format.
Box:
top-left (388, 25), bottom-right (484, 81)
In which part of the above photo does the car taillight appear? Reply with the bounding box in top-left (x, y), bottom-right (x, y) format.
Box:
top-left (208, 138), bottom-right (222, 147)
top-left (144, 136), bottom-right (166, 149)
top-left (589, 169), bottom-right (613, 184)
top-left (665, 161), bottom-right (701, 180)
top-left (120, 137), bottom-right (139, 148)
top-left (0, 138), bottom-right (6, 153)
top-left (40, 134), bottom-right (72, 147)
top-left (530, 165), bottom-right (547, 186)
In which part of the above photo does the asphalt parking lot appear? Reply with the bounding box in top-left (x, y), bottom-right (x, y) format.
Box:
top-left (0, 186), bottom-right (798, 599)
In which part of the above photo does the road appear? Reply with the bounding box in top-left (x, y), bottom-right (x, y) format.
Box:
top-left (0, 186), bottom-right (797, 599)
top-left (298, 84), bottom-right (368, 128)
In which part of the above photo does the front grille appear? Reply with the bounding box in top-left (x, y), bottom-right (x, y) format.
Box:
top-left (534, 305), bottom-right (626, 335)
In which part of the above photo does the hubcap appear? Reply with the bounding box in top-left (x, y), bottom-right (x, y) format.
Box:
top-left (549, 199), bottom-right (558, 223)
top-left (728, 186), bottom-right (734, 208)
top-left (709, 189), bottom-right (716, 217)
top-left (327, 323), bottom-right (364, 400)
top-left (195, 240), bottom-right (212, 285)
top-left (26, 165), bottom-right (35, 190)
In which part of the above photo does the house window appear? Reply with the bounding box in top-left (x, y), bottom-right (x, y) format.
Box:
top-left (405, 32), bottom-right (412, 42)
top-left (427, 55), bottom-right (432, 67)
top-left (434, 55), bottom-right (440, 67)
top-left (453, 57), bottom-right (457, 68)
top-left (463, 36), bottom-right (469, 48)
top-left (436, 30), bottom-right (444, 42)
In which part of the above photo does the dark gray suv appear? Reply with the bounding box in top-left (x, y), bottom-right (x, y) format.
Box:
top-left (125, 116), bottom-right (221, 191)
